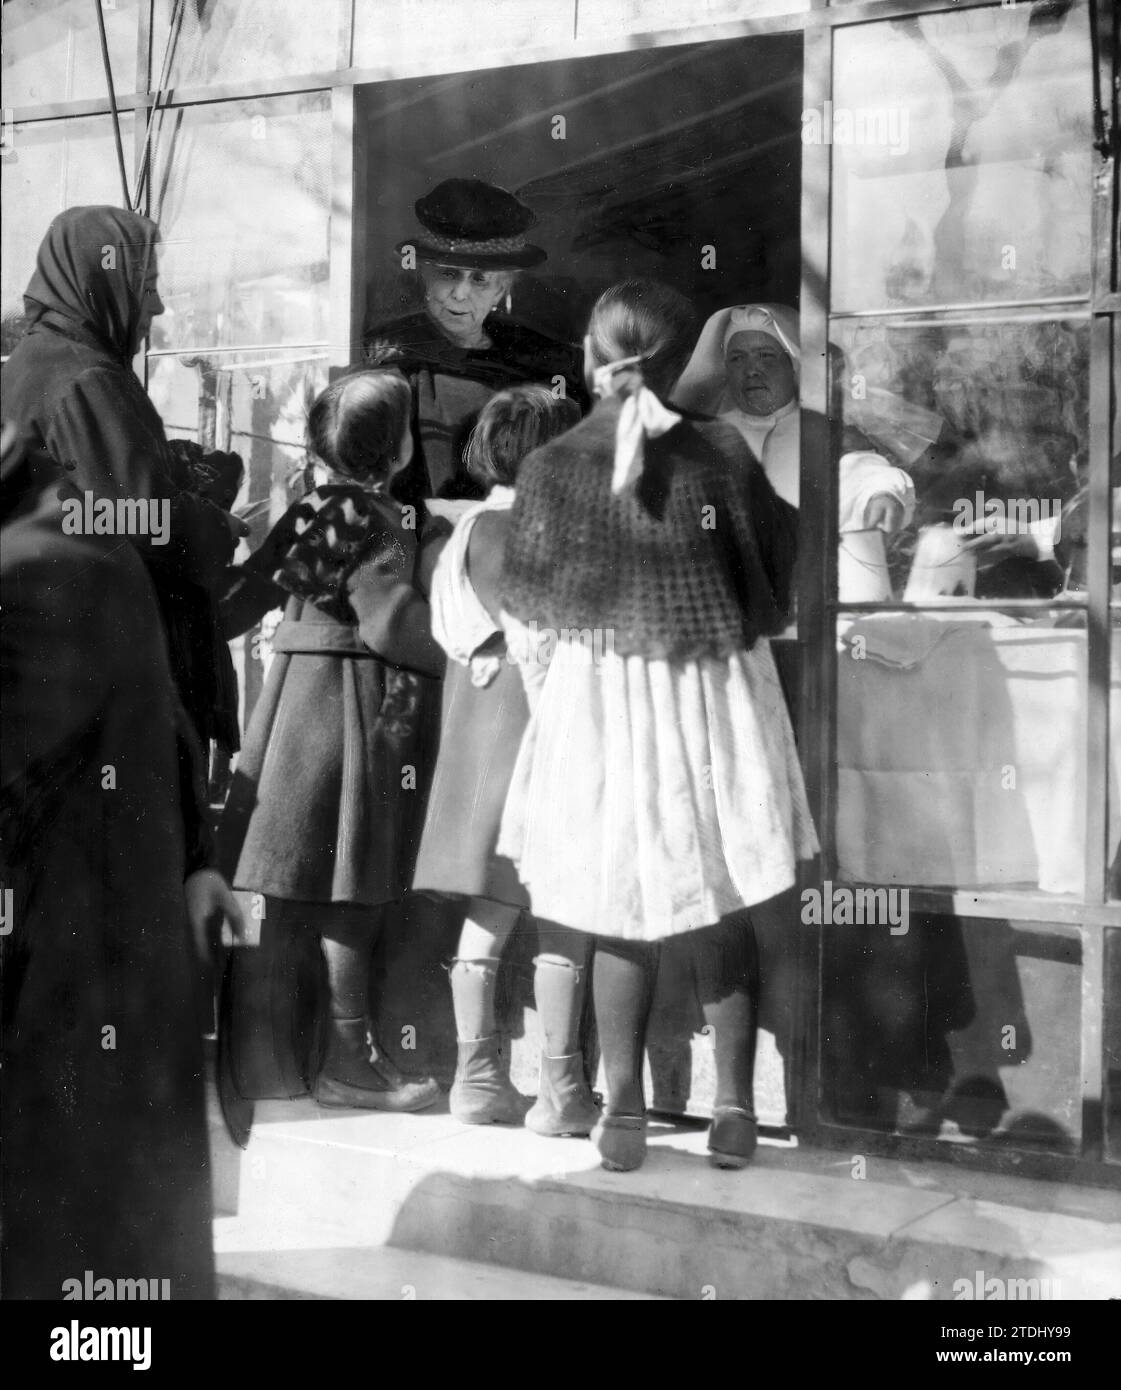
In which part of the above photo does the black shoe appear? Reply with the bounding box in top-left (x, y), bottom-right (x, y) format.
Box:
top-left (314, 1017), bottom-right (440, 1112)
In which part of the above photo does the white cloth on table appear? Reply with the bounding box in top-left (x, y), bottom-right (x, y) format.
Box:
top-left (496, 635), bottom-right (818, 940)
top-left (836, 615), bottom-right (1121, 895)
top-left (840, 611), bottom-right (986, 669)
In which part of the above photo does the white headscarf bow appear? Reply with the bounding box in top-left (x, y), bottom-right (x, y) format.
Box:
top-left (592, 354), bottom-right (682, 494)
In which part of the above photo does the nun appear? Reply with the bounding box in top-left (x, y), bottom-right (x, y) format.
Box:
top-left (673, 303), bottom-right (916, 603)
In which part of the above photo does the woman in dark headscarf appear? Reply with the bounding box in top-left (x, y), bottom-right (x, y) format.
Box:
top-left (363, 179), bottom-right (586, 503)
top-left (1, 205), bottom-right (243, 753)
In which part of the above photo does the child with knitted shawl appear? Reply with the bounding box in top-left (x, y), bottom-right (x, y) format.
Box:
top-left (498, 281), bottom-right (819, 1171)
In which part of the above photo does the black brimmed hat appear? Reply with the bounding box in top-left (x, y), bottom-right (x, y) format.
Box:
top-left (396, 178), bottom-right (547, 269)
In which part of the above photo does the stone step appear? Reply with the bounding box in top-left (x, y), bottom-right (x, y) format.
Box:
top-left (208, 1087), bottom-right (1121, 1300)
top-left (214, 1215), bottom-right (665, 1299)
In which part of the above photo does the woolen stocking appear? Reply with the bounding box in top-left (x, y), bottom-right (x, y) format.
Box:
top-left (592, 937), bottom-right (660, 1116)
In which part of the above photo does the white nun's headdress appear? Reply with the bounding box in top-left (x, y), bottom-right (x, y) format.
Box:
top-left (672, 303), bottom-right (801, 416)
top-left (672, 301), bottom-right (941, 468)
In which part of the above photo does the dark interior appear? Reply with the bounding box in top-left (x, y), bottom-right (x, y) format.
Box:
top-left (359, 33), bottom-right (804, 346)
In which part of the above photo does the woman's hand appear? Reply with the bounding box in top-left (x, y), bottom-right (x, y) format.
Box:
top-left (961, 529), bottom-right (1049, 565)
top-left (184, 868), bottom-right (245, 966)
top-left (224, 510), bottom-right (250, 541)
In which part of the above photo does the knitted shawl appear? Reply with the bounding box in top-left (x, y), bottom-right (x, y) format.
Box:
top-left (500, 398), bottom-right (798, 661)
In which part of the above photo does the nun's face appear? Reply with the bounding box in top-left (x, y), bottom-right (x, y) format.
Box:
top-left (420, 262), bottom-right (511, 347)
top-left (725, 330), bottom-right (797, 416)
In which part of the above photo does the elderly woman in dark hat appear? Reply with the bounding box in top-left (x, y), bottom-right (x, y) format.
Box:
top-left (363, 178), bottom-right (586, 502)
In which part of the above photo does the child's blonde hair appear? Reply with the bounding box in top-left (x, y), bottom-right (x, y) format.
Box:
top-left (465, 385), bottom-right (580, 490)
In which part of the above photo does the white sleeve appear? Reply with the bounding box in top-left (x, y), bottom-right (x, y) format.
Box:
top-left (839, 451), bottom-right (916, 532)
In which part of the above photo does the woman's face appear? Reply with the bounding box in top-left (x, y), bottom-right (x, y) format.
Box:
top-left (420, 262), bottom-right (509, 346)
top-left (724, 330), bottom-right (797, 416)
top-left (133, 248), bottom-right (165, 353)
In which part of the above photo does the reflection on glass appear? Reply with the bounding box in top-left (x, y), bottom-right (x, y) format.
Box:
top-left (1106, 930), bottom-right (1121, 1161)
top-left (148, 93), bottom-right (330, 352)
top-left (822, 911), bottom-right (1080, 1152)
top-left (147, 351), bottom-right (328, 540)
top-left (1110, 577), bottom-right (1121, 900)
top-left (830, 317), bottom-right (1088, 603)
top-left (1, 0), bottom-right (139, 107)
top-left (836, 610), bottom-right (1094, 896)
top-left (356, 0), bottom-right (574, 65)
top-left (151, 0), bottom-right (339, 89)
top-left (830, 2), bottom-right (1092, 311)
top-left (1, 114), bottom-right (135, 355)
top-left (148, 350), bottom-right (328, 739)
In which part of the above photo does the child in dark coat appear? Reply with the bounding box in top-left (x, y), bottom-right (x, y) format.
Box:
top-left (220, 370), bottom-right (448, 1110)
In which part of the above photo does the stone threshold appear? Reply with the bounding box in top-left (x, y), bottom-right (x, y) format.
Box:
top-left (208, 1089), bottom-right (1121, 1300)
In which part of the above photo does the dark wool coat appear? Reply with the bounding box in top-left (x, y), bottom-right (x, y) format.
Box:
top-left (1, 206), bottom-right (239, 751)
top-left (362, 311), bottom-right (586, 503)
top-left (218, 493), bottom-right (449, 906)
top-left (0, 459), bottom-right (215, 1301)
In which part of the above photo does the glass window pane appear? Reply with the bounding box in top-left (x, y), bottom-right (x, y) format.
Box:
top-left (148, 349), bottom-right (327, 536)
top-left (576, 0), bottom-right (811, 42)
top-left (830, 316), bottom-right (1088, 604)
top-left (355, 0), bottom-right (576, 68)
top-left (2, 0), bottom-right (140, 107)
top-left (148, 93), bottom-right (330, 352)
top-left (1, 113), bottom-right (135, 356)
top-left (151, 0), bottom-right (340, 89)
top-left (1111, 361), bottom-right (1121, 899)
top-left (822, 911), bottom-right (1081, 1154)
top-left (829, 2), bottom-right (1093, 311)
top-left (148, 348), bottom-right (329, 743)
top-left (1106, 928), bottom-right (1121, 1162)
top-left (836, 610), bottom-right (1089, 895)
top-left (1112, 618), bottom-right (1121, 900)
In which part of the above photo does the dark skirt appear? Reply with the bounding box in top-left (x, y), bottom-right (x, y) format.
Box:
top-left (412, 655), bottom-right (529, 908)
top-left (220, 605), bottom-right (441, 907)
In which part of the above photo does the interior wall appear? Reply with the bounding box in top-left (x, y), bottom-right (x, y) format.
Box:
top-left (358, 34), bottom-right (803, 349)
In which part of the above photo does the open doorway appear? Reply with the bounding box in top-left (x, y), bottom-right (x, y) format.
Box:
top-left (354, 32), bottom-right (806, 1124)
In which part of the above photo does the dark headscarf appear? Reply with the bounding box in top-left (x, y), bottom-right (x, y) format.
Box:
top-left (24, 205), bottom-right (159, 363)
